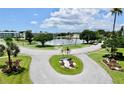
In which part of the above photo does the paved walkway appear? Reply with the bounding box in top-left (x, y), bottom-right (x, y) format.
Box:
top-left (20, 43), bottom-right (113, 84)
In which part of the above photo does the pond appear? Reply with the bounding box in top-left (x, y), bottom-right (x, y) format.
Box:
top-left (45, 39), bottom-right (85, 45)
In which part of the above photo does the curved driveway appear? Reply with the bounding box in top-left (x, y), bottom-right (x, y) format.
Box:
top-left (20, 43), bottom-right (113, 84)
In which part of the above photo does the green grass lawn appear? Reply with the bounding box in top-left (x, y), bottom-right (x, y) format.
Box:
top-left (49, 55), bottom-right (83, 75)
top-left (88, 48), bottom-right (124, 84)
top-left (14, 40), bottom-right (56, 50)
top-left (0, 55), bottom-right (32, 84)
top-left (14, 40), bottom-right (90, 50)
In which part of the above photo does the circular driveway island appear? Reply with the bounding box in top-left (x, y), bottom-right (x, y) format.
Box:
top-left (20, 43), bottom-right (113, 84)
top-left (49, 54), bottom-right (83, 75)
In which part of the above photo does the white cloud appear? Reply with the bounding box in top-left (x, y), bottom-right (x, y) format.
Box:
top-left (33, 13), bottom-right (39, 16)
top-left (30, 21), bottom-right (38, 25)
top-left (103, 12), bottom-right (112, 19)
top-left (40, 8), bottom-right (122, 32)
top-left (120, 24), bottom-right (124, 26)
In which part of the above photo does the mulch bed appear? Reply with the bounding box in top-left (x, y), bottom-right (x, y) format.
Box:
top-left (103, 58), bottom-right (124, 72)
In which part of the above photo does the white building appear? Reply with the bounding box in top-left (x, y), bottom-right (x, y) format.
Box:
top-left (19, 31), bottom-right (26, 39)
top-left (72, 34), bottom-right (80, 39)
top-left (0, 31), bottom-right (19, 38)
top-left (0, 31), bottom-right (27, 39)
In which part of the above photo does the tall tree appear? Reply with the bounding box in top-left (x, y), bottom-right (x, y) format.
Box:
top-left (80, 30), bottom-right (98, 44)
top-left (25, 30), bottom-right (33, 44)
top-left (111, 8), bottom-right (123, 36)
top-left (102, 9), bottom-right (123, 57)
top-left (109, 8), bottom-right (123, 56)
top-left (34, 33), bottom-right (53, 46)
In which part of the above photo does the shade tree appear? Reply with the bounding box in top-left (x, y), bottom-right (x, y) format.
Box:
top-left (25, 30), bottom-right (33, 44)
top-left (34, 33), bottom-right (53, 46)
top-left (80, 29), bottom-right (99, 44)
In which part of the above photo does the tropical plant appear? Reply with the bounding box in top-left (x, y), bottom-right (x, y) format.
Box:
top-left (103, 37), bottom-right (120, 57)
top-left (4, 37), bottom-right (20, 71)
top-left (10, 43), bottom-right (20, 57)
top-left (105, 8), bottom-right (123, 57)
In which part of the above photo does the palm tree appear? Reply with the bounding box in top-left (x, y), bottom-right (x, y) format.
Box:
top-left (111, 8), bottom-right (123, 36)
top-left (110, 8), bottom-right (123, 57)
top-left (4, 37), bottom-right (20, 71)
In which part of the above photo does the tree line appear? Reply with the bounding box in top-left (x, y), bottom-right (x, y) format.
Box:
top-left (23, 27), bottom-right (124, 47)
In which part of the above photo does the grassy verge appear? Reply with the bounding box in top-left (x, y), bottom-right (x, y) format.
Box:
top-left (88, 48), bottom-right (124, 84)
top-left (0, 55), bottom-right (32, 84)
top-left (49, 55), bottom-right (83, 75)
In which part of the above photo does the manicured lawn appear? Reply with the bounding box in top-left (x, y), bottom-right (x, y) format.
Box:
top-left (0, 55), bottom-right (32, 84)
top-left (49, 55), bottom-right (83, 75)
top-left (14, 40), bottom-right (56, 50)
top-left (88, 48), bottom-right (124, 84)
top-left (15, 40), bottom-right (90, 50)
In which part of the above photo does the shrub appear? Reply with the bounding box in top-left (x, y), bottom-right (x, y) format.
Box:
top-left (103, 54), bottom-right (111, 58)
top-left (101, 44), bottom-right (106, 48)
top-left (116, 52), bottom-right (123, 58)
top-left (1, 59), bottom-right (23, 75)
top-left (0, 52), bottom-right (4, 57)
top-left (98, 39), bottom-right (102, 43)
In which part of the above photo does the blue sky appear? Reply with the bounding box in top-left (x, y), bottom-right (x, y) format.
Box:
top-left (0, 8), bottom-right (59, 32)
top-left (0, 8), bottom-right (123, 33)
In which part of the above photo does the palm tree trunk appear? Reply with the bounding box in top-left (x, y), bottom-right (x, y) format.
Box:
top-left (111, 13), bottom-right (117, 58)
top-left (7, 48), bottom-right (12, 70)
top-left (112, 13), bottom-right (117, 36)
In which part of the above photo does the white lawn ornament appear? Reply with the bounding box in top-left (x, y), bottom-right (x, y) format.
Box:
top-left (59, 58), bottom-right (76, 69)
top-left (63, 58), bottom-right (71, 68)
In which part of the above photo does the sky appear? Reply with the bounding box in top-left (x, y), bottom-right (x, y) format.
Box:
top-left (0, 8), bottom-right (123, 33)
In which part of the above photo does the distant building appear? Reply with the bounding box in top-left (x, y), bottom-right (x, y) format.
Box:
top-left (72, 34), bottom-right (80, 39)
top-left (19, 31), bottom-right (26, 39)
top-left (0, 31), bottom-right (27, 39)
top-left (0, 31), bottom-right (19, 38)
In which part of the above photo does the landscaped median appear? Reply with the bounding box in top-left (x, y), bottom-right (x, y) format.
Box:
top-left (0, 55), bottom-right (32, 84)
top-left (88, 48), bottom-right (124, 84)
top-left (49, 55), bottom-right (83, 75)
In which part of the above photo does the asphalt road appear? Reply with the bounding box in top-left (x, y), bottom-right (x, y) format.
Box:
top-left (20, 43), bottom-right (113, 84)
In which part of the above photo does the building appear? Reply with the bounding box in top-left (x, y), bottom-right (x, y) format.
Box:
top-left (19, 31), bottom-right (26, 39)
top-left (72, 34), bottom-right (80, 39)
top-left (0, 31), bottom-right (19, 38)
top-left (0, 31), bottom-right (27, 39)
